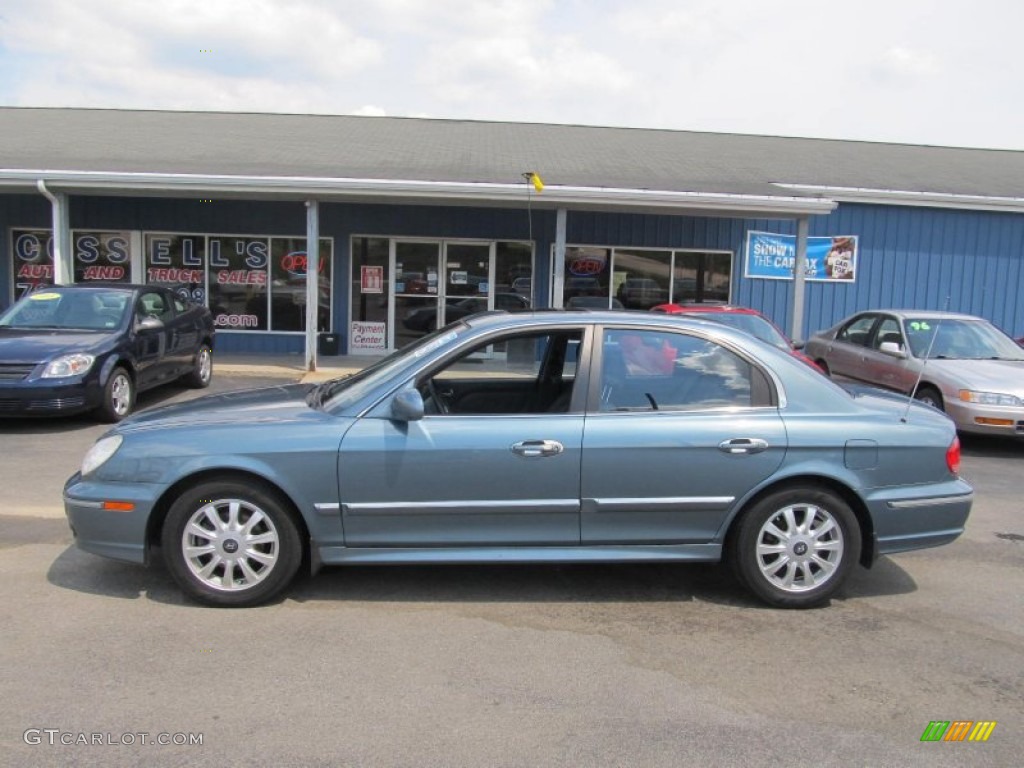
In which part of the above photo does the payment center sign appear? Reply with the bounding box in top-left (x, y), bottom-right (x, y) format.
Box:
top-left (745, 231), bottom-right (858, 282)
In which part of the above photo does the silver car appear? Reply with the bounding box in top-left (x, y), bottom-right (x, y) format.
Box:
top-left (805, 310), bottom-right (1024, 438)
top-left (65, 311), bottom-right (972, 609)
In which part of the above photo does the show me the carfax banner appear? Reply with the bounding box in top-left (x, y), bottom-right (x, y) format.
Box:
top-left (744, 231), bottom-right (858, 282)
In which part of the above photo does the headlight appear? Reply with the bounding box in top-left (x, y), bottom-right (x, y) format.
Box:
top-left (81, 435), bottom-right (123, 476)
top-left (41, 353), bottom-right (95, 378)
top-left (959, 390), bottom-right (1022, 407)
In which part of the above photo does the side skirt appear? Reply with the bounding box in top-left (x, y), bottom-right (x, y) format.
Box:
top-left (316, 543), bottom-right (723, 566)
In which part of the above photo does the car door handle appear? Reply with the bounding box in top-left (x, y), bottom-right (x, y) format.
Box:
top-left (718, 438), bottom-right (769, 455)
top-left (511, 440), bottom-right (564, 458)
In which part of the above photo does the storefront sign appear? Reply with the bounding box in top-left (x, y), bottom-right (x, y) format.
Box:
top-left (745, 231), bottom-right (858, 282)
top-left (360, 265), bottom-right (383, 294)
top-left (566, 246), bottom-right (608, 276)
top-left (11, 229), bottom-right (131, 299)
top-left (350, 321), bottom-right (386, 353)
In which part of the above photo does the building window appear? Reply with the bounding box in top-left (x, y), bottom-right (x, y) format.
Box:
top-left (10, 229), bottom-right (131, 301)
top-left (269, 237), bottom-right (332, 332)
top-left (143, 232), bottom-right (332, 332)
top-left (559, 245), bottom-right (733, 308)
top-left (145, 233), bottom-right (206, 303)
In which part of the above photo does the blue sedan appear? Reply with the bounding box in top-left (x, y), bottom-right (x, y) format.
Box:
top-left (0, 284), bottom-right (215, 420)
top-left (64, 310), bottom-right (972, 608)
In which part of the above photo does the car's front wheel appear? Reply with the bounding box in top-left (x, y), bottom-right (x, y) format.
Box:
top-left (97, 367), bottom-right (134, 422)
top-left (162, 479), bottom-right (302, 607)
top-left (731, 486), bottom-right (860, 608)
top-left (914, 385), bottom-right (944, 411)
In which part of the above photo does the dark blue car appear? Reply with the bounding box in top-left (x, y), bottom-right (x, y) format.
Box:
top-left (0, 283), bottom-right (215, 421)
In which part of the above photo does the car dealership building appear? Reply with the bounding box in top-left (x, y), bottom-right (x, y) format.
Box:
top-left (1, 107), bottom-right (1022, 365)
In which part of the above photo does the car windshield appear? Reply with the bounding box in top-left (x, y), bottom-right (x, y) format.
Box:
top-left (904, 317), bottom-right (1024, 360)
top-left (688, 312), bottom-right (790, 350)
top-left (0, 288), bottom-right (131, 330)
top-left (317, 323), bottom-right (467, 411)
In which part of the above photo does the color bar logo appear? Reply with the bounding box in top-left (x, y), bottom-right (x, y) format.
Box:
top-left (920, 721), bottom-right (996, 742)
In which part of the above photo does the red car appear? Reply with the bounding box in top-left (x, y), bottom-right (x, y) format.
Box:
top-left (652, 303), bottom-right (822, 371)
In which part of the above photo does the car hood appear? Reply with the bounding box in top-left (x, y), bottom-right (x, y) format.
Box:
top-left (0, 328), bottom-right (113, 362)
top-left (930, 358), bottom-right (1024, 395)
top-left (117, 382), bottom-right (319, 431)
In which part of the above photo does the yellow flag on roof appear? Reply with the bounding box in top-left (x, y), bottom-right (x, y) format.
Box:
top-left (530, 172), bottom-right (544, 193)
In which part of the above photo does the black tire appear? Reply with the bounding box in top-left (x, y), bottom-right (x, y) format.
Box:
top-left (183, 344), bottom-right (213, 388)
top-left (914, 385), bottom-right (944, 411)
top-left (161, 479), bottom-right (302, 607)
top-left (97, 367), bottom-right (135, 422)
top-left (731, 486), bottom-right (860, 608)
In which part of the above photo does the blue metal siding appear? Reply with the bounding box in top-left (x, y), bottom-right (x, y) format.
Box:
top-left (216, 331), bottom-right (305, 356)
top-left (797, 204), bottom-right (1024, 338)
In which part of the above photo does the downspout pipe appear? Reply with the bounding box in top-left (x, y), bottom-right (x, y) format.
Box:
top-left (304, 200), bottom-right (320, 372)
top-left (36, 179), bottom-right (72, 285)
top-left (790, 216), bottom-right (810, 344)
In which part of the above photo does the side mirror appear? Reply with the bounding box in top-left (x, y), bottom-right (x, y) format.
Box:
top-left (391, 389), bottom-right (424, 422)
top-left (878, 341), bottom-right (907, 358)
top-left (135, 316), bottom-right (164, 333)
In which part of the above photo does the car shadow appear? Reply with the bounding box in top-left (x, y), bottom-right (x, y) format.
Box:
top-left (0, 384), bottom-right (195, 434)
top-left (46, 542), bottom-right (920, 610)
top-left (959, 433), bottom-right (1024, 458)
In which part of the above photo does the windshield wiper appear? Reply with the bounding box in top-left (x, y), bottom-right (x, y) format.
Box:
top-left (309, 374), bottom-right (354, 408)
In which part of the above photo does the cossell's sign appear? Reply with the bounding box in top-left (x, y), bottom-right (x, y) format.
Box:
top-left (745, 231), bottom-right (858, 282)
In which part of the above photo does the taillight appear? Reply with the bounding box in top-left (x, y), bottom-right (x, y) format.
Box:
top-left (945, 436), bottom-right (961, 475)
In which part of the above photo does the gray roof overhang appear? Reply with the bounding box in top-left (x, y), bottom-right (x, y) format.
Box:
top-left (0, 169), bottom-right (837, 219)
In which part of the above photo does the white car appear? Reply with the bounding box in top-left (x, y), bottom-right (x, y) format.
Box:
top-left (804, 310), bottom-right (1024, 438)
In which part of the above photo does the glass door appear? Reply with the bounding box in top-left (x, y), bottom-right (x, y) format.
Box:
top-left (441, 242), bottom-right (493, 327)
top-left (392, 241), bottom-right (441, 348)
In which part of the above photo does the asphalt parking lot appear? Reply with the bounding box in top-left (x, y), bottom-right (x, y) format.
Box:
top-left (1, 369), bottom-right (1021, 767)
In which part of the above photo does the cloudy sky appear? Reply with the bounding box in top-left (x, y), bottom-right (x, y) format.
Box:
top-left (0, 0), bottom-right (1021, 149)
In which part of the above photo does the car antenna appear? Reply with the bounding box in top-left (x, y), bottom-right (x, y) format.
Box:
top-left (901, 296), bottom-right (949, 424)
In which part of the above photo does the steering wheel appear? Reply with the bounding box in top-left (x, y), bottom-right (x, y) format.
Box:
top-left (425, 378), bottom-right (449, 414)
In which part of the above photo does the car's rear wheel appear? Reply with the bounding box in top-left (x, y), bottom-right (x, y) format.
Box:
top-left (97, 367), bottom-right (134, 422)
top-left (183, 344), bottom-right (213, 388)
top-left (731, 486), bottom-right (860, 608)
top-left (914, 385), bottom-right (944, 411)
top-left (162, 480), bottom-right (302, 607)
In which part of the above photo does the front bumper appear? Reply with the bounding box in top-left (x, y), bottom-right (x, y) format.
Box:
top-left (946, 400), bottom-right (1024, 438)
top-left (0, 377), bottom-right (102, 417)
top-left (63, 472), bottom-right (163, 565)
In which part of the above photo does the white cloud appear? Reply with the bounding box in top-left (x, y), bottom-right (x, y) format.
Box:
top-left (0, 0), bottom-right (1021, 148)
top-left (352, 104), bottom-right (387, 117)
top-left (873, 46), bottom-right (941, 80)
top-left (0, 0), bottom-right (382, 110)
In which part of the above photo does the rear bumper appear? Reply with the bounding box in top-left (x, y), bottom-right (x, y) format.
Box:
top-left (865, 480), bottom-right (974, 557)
